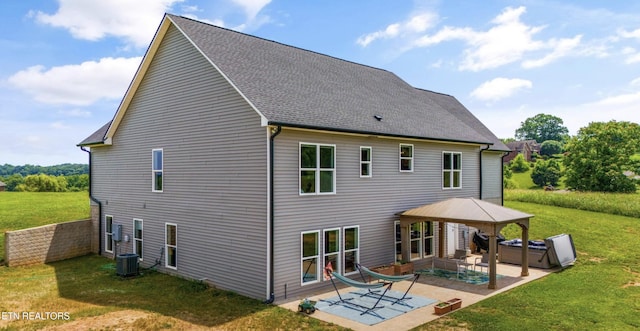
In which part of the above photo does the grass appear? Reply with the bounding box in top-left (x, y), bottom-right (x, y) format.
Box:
top-left (0, 192), bottom-right (90, 260)
top-left (505, 189), bottom-right (640, 218)
top-left (2, 192), bottom-right (640, 330)
top-left (417, 201), bottom-right (640, 330)
top-left (0, 256), bottom-right (346, 330)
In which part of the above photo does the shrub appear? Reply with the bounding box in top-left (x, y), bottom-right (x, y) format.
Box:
top-left (509, 154), bottom-right (530, 173)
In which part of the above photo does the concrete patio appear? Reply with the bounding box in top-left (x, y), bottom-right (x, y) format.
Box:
top-left (278, 256), bottom-right (559, 331)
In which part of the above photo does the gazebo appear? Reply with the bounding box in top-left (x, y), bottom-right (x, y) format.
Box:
top-left (399, 197), bottom-right (534, 289)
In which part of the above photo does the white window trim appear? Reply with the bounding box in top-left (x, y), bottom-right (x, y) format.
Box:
top-left (360, 146), bottom-right (372, 178)
top-left (301, 230), bottom-right (320, 285)
top-left (342, 225), bottom-right (360, 275)
top-left (133, 218), bottom-right (143, 261)
top-left (299, 142), bottom-right (336, 195)
top-left (323, 228), bottom-right (341, 280)
top-left (442, 151), bottom-right (462, 189)
top-left (394, 221), bottom-right (401, 262)
top-left (105, 215), bottom-right (114, 253)
top-left (165, 223), bottom-right (177, 270)
top-left (399, 144), bottom-right (414, 172)
top-left (152, 148), bottom-right (163, 192)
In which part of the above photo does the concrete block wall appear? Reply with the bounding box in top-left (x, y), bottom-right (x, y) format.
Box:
top-left (4, 219), bottom-right (93, 267)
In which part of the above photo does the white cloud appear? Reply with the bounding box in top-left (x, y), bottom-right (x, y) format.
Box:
top-left (232, 0), bottom-right (271, 21)
top-left (618, 28), bottom-right (640, 39)
top-left (470, 77), bottom-right (532, 102)
top-left (357, 12), bottom-right (438, 47)
top-left (8, 57), bottom-right (141, 106)
top-left (522, 35), bottom-right (582, 68)
top-left (33, 0), bottom-right (181, 48)
top-left (362, 6), bottom-right (585, 71)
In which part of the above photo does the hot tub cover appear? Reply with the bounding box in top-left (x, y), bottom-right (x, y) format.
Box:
top-left (545, 233), bottom-right (576, 268)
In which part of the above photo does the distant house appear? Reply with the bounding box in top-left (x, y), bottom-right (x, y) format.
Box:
top-left (0, 181), bottom-right (5, 192)
top-left (504, 140), bottom-right (539, 163)
top-left (78, 14), bottom-right (509, 302)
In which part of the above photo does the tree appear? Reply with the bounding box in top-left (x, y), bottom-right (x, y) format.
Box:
top-left (531, 159), bottom-right (562, 187)
top-left (509, 154), bottom-right (530, 173)
top-left (15, 174), bottom-right (68, 192)
top-left (515, 114), bottom-right (569, 142)
top-left (564, 121), bottom-right (640, 193)
top-left (503, 164), bottom-right (517, 188)
top-left (539, 140), bottom-right (564, 156)
top-left (0, 174), bottom-right (24, 191)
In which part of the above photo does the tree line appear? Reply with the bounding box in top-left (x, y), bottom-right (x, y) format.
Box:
top-left (0, 163), bottom-right (88, 192)
top-left (503, 114), bottom-right (640, 193)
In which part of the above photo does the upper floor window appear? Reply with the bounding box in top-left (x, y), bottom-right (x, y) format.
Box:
top-left (443, 152), bottom-right (462, 189)
top-left (400, 144), bottom-right (413, 172)
top-left (300, 143), bottom-right (336, 195)
top-left (360, 147), bottom-right (372, 178)
top-left (152, 149), bottom-right (163, 192)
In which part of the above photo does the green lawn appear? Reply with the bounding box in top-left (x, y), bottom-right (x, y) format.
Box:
top-left (0, 192), bottom-right (90, 261)
top-left (418, 201), bottom-right (640, 330)
top-left (2, 192), bottom-right (640, 330)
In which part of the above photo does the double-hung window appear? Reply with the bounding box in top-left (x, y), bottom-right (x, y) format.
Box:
top-left (152, 149), bottom-right (163, 192)
top-left (360, 147), bottom-right (372, 177)
top-left (165, 223), bottom-right (177, 269)
top-left (400, 144), bottom-right (413, 172)
top-left (343, 226), bottom-right (359, 274)
top-left (301, 231), bottom-right (320, 284)
top-left (300, 143), bottom-right (336, 194)
top-left (105, 215), bottom-right (114, 253)
top-left (323, 229), bottom-right (340, 280)
top-left (443, 152), bottom-right (462, 189)
top-left (133, 219), bottom-right (143, 260)
top-left (409, 222), bottom-right (434, 260)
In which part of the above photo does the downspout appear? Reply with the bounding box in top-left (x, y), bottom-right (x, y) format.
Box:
top-left (501, 151), bottom-right (510, 206)
top-left (80, 147), bottom-right (103, 254)
top-left (264, 125), bottom-right (282, 304)
top-left (479, 145), bottom-right (490, 200)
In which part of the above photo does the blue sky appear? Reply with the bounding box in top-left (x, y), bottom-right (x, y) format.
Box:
top-left (2, 0), bottom-right (640, 166)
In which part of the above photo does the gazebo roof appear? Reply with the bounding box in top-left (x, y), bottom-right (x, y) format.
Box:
top-left (400, 197), bottom-right (533, 227)
top-left (398, 197), bottom-right (534, 289)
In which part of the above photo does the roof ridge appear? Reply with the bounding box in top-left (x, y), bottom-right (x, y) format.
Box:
top-left (167, 13), bottom-right (397, 78)
top-left (413, 87), bottom-right (454, 98)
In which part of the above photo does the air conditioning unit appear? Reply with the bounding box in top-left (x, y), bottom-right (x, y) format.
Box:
top-left (116, 253), bottom-right (139, 277)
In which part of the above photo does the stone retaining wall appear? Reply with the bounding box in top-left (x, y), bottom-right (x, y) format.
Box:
top-left (4, 219), bottom-right (93, 267)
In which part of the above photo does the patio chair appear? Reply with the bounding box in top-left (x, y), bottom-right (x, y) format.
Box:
top-left (452, 249), bottom-right (473, 278)
top-left (324, 268), bottom-right (392, 316)
top-left (355, 263), bottom-right (420, 307)
top-left (473, 253), bottom-right (489, 273)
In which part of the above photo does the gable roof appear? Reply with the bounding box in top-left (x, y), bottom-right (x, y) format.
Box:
top-left (79, 14), bottom-right (508, 151)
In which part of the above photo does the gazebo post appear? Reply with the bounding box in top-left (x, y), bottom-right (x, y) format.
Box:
top-left (519, 223), bottom-right (530, 277)
top-left (488, 229), bottom-right (497, 289)
top-left (438, 220), bottom-right (446, 258)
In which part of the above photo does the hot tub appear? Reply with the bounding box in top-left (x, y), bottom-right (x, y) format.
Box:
top-left (498, 239), bottom-right (551, 269)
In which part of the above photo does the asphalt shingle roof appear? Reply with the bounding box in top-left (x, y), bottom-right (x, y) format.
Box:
top-left (79, 14), bottom-right (508, 151)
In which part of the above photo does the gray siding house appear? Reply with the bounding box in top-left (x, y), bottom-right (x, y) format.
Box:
top-left (79, 14), bottom-right (509, 302)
